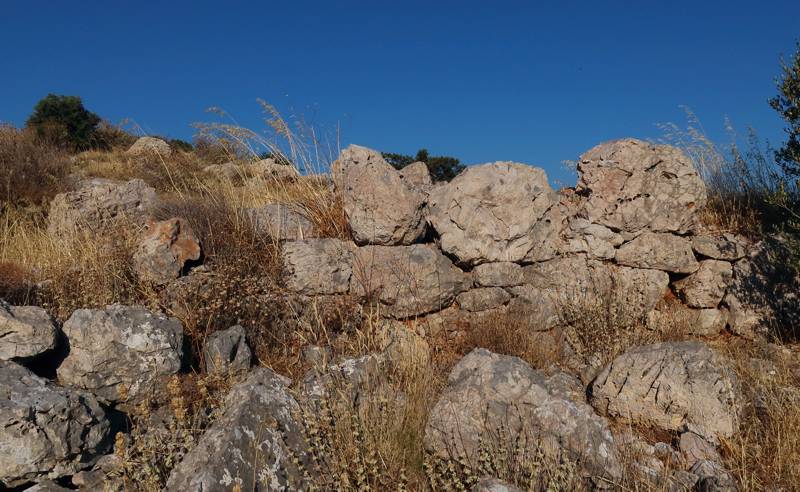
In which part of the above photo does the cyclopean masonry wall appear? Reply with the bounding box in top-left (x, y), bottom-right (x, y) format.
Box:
top-left (282, 138), bottom-right (765, 339)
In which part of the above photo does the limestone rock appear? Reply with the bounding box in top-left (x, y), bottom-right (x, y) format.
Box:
top-left (472, 262), bottom-right (524, 287)
top-left (133, 217), bottom-right (201, 285)
top-left (563, 218), bottom-right (625, 260)
top-left (126, 136), bottom-right (172, 157)
top-left (679, 432), bottom-right (722, 467)
top-left (57, 305), bottom-right (184, 404)
top-left (245, 157), bottom-right (300, 181)
top-left (333, 145), bottom-right (426, 245)
top-left (615, 232), bottom-right (699, 273)
top-left (0, 361), bottom-right (111, 488)
top-left (472, 477), bottom-right (523, 492)
top-left (456, 287), bottom-right (511, 312)
top-left (399, 161), bottom-right (433, 192)
top-left (576, 138), bottom-right (706, 234)
top-left (673, 260), bottom-right (732, 308)
top-left (591, 341), bottom-right (742, 441)
top-left (350, 244), bottom-right (468, 318)
top-left (283, 239), bottom-right (356, 295)
top-left (427, 161), bottom-right (556, 265)
top-left (692, 233), bottom-right (749, 261)
top-left (0, 300), bottom-right (58, 361)
top-left (203, 325), bottom-right (252, 375)
top-left (301, 353), bottom-right (386, 405)
top-left (165, 368), bottom-right (306, 491)
top-left (425, 349), bottom-right (622, 483)
top-left (47, 178), bottom-right (157, 237)
top-left (245, 203), bottom-right (316, 241)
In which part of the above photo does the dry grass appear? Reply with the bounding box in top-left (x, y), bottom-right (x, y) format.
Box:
top-left (0, 124), bottom-right (68, 207)
top-left (716, 340), bottom-right (800, 490)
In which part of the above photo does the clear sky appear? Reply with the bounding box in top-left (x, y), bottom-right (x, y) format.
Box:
top-left (2, 1), bottom-right (798, 186)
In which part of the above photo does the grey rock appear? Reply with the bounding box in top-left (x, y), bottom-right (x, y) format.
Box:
top-left (689, 308), bottom-right (729, 336)
top-left (245, 203), bottom-right (317, 241)
top-left (0, 361), bottom-right (111, 488)
top-left (679, 432), bottom-right (722, 467)
top-left (399, 161), bottom-right (433, 192)
top-left (0, 300), bottom-right (58, 361)
top-left (591, 341), bottom-right (742, 442)
top-left (203, 325), bottom-right (252, 375)
top-left (425, 349), bottom-right (622, 483)
top-left (576, 138), bottom-right (707, 234)
top-left (427, 161), bottom-right (556, 265)
top-left (615, 232), bottom-right (700, 273)
top-left (203, 161), bottom-right (241, 180)
top-left (333, 145), bottom-right (427, 245)
top-left (126, 136), bottom-right (172, 157)
top-left (692, 233), bottom-right (749, 261)
top-left (456, 287), bottom-right (511, 312)
top-left (165, 368), bottom-right (307, 491)
top-left (57, 305), bottom-right (184, 404)
top-left (283, 239), bottom-right (356, 295)
top-left (563, 218), bottom-right (625, 260)
top-left (245, 158), bottom-right (300, 181)
top-left (133, 217), bottom-right (201, 285)
top-left (301, 344), bottom-right (332, 367)
top-left (691, 460), bottom-right (737, 492)
top-left (301, 354), bottom-right (386, 405)
top-left (350, 244), bottom-right (469, 318)
top-left (673, 259), bottom-right (732, 308)
top-left (472, 262), bottom-right (524, 287)
top-left (47, 178), bottom-right (157, 237)
top-left (22, 481), bottom-right (72, 491)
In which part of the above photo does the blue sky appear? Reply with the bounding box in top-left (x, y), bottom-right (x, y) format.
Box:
top-left (1, 1), bottom-right (798, 186)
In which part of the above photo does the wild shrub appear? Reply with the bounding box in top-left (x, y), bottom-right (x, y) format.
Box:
top-left (26, 94), bottom-right (101, 151)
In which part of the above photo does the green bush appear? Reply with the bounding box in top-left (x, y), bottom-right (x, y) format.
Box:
top-left (382, 148), bottom-right (465, 182)
top-left (26, 94), bottom-right (101, 151)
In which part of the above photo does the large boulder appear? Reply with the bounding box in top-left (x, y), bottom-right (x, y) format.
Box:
top-left (0, 361), bottom-right (111, 488)
top-left (333, 145), bottom-right (427, 245)
top-left (244, 203), bottom-right (317, 241)
top-left (576, 138), bottom-right (707, 235)
top-left (165, 368), bottom-right (306, 491)
top-left (615, 232), bottom-right (699, 273)
top-left (509, 256), bottom-right (668, 330)
top-left (57, 305), bottom-right (184, 404)
top-left (398, 161), bottom-right (433, 192)
top-left (0, 300), bottom-right (58, 361)
top-left (472, 262), bottom-right (524, 287)
top-left (350, 244), bottom-right (469, 318)
top-left (591, 341), bottom-right (742, 441)
top-left (673, 260), bottom-right (732, 308)
top-left (132, 217), bottom-right (201, 285)
top-left (126, 136), bottom-right (172, 157)
top-left (691, 233), bottom-right (749, 261)
top-left (47, 178), bottom-right (157, 237)
top-left (427, 161), bottom-right (557, 265)
top-left (283, 239), bottom-right (356, 295)
top-left (456, 287), bottom-right (512, 312)
top-left (424, 349), bottom-right (622, 483)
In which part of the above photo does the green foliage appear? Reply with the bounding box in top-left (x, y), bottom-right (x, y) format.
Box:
top-left (382, 148), bottom-right (465, 182)
top-left (168, 138), bottom-right (194, 153)
top-left (25, 94), bottom-right (101, 151)
top-left (771, 42), bottom-right (800, 178)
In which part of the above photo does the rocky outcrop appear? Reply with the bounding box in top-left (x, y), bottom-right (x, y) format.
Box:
top-left (0, 300), bottom-right (58, 361)
top-left (427, 161), bottom-right (557, 265)
top-left (245, 203), bottom-right (317, 241)
top-left (398, 161), bottom-right (433, 192)
top-left (47, 178), bottom-right (157, 237)
top-left (591, 341), bottom-right (742, 441)
top-left (673, 260), bottom-right (732, 308)
top-left (133, 217), bottom-right (201, 285)
top-left (615, 232), bottom-right (699, 273)
top-left (283, 239), bottom-right (356, 295)
top-left (576, 138), bottom-right (706, 235)
top-left (57, 305), bottom-right (184, 404)
top-left (0, 361), bottom-right (111, 488)
top-left (456, 287), bottom-right (511, 312)
top-left (691, 233), bottom-right (749, 261)
top-left (350, 244), bottom-right (469, 318)
top-left (126, 136), bottom-right (172, 157)
top-left (472, 262), bottom-right (524, 287)
top-left (203, 325), bottom-right (252, 375)
top-left (425, 349), bottom-right (622, 484)
top-left (333, 145), bottom-right (427, 245)
top-left (246, 157), bottom-right (300, 181)
top-left (165, 368), bottom-right (306, 491)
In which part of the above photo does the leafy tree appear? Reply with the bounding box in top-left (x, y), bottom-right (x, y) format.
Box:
top-left (381, 148), bottom-right (465, 182)
top-left (167, 138), bottom-right (194, 152)
top-left (771, 42), bottom-right (800, 177)
top-left (26, 94), bottom-right (101, 151)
